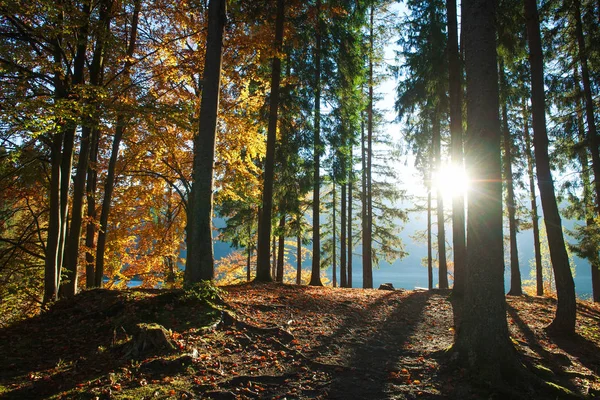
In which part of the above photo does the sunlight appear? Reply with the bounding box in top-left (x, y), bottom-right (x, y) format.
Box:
top-left (432, 165), bottom-right (470, 199)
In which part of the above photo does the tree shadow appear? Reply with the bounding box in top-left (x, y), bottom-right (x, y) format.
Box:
top-left (0, 288), bottom-right (213, 399)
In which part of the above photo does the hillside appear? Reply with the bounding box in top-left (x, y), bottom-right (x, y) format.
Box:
top-left (1, 283), bottom-right (599, 399)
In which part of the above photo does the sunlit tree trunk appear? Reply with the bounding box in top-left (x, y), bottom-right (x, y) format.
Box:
top-left (433, 109), bottom-right (448, 289)
top-left (446, 0), bottom-right (466, 299)
top-left (525, 0), bottom-right (576, 334)
top-left (256, 0), bottom-right (284, 282)
top-left (310, 0), bottom-right (323, 286)
top-left (347, 174), bottom-right (353, 288)
top-left (332, 184), bottom-right (337, 287)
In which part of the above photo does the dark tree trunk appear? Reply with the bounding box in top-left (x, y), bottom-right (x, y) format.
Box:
top-left (332, 184), bottom-right (337, 288)
top-left (85, 127), bottom-right (99, 288)
top-left (525, 0), bottom-right (576, 334)
top-left (499, 64), bottom-right (522, 296)
top-left (185, 0), bottom-right (226, 283)
top-left (523, 108), bottom-right (544, 296)
top-left (433, 110), bottom-right (449, 289)
top-left (446, 0), bottom-right (466, 298)
top-left (340, 181), bottom-right (347, 287)
top-left (272, 235), bottom-right (277, 279)
top-left (310, 0), bottom-right (323, 286)
top-left (62, 0), bottom-right (111, 296)
top-left (454, 0), bottom-right (517, 379)
top-left (96, 0), bottom-right (141, 286)
top-left (347, 176), bottom-right (353, 288)
top-left (362, 6), bottom-right (375, 289)
top-left (276, 216), bottom-right (285, 282)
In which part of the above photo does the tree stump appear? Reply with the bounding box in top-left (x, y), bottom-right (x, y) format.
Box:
top-left (124, 323), bottom-right (177, 358)
top-left (378, 283), bottom-right (395, 291)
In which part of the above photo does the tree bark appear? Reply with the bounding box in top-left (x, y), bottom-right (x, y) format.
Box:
top-left (296, 217), bottom-right (302, 285)
top-left (454, 0), bottom-right (517, 379)
top-left (523, 108), bottom-right (544, 296)
top-left (428, 153), bottom-right (433, 290)
top-left (332, 184), bottom-right (337, 287)
top-left (446, 0), bottom-right (466, 298)
top-left (310, 0), bottom-right (323, 286)
top-left (525, 0), bottom-right (576, 334)
top-left (499, 63), bottom-right (522, 296)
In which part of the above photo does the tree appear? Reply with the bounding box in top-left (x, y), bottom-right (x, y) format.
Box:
top-left (256, 0), bottom-right (285, 283)
top-left (185, 0), bottom-right (227, 284)
top-left (525, 0), bottom-right (576, 334)
top-left (453, 0), bottom-right (517, 381)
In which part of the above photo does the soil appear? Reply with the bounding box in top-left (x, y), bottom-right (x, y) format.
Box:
top-left (0, 283), bottom-right (599, 399)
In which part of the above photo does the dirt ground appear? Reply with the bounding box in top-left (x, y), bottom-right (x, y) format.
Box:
top-left (1, 283), bottom-right (599, 399)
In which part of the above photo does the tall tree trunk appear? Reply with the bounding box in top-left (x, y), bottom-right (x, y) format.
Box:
top-left (446, 0), bottom-right (466, 298)
top-left (62, 0), bottom-right (111, 296)
top-left (523, 107), bottom-right (544, 296)
top-left (296, 217), bottom-right (302, 285)
top-left (454, 0), bottom-right (517, 379)
top-left (340, 180), bottom-right (347, 287)
top-left (574, 70), bottom-right (600, 302)
top-left (272, 235), bottom-right (277, 279)
top-left (332, 184), bottom-right (337, 288)
top-left (363, 6), bottom-right (375, 289)
top-left (574, 0), bottom-right (600, 214)
top-left (499, 63), bottom-right (522, 296)
top-left (347, 175), bottom-right (353, 288)
top-left (96, 0), bottom-right (141, 286)
top-left (44, 9), bottom-right (67, 304)
top-left (310, 0), bottom-right (323, 286)
top-left (85, 127), bottom-right (99, 288)
top-left (428, 153), bottom-right (433, 290)
top-left (276, 215), bottom-right (285, 282)
top-left (185, 0), bottom-right (227, 283)
top-left (433, 109), bottom-right (449, 289)
top-left (525, 0), bottom-right (576, 334)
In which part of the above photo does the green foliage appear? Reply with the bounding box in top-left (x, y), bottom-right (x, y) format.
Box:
top-left (182, 280), bottom-right (224, 305)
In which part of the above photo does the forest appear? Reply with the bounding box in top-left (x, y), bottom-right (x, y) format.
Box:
top-left (1, 0), bottom-right (600, 398)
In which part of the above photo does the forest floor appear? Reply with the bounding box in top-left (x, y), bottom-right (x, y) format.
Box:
top-left (1, 283), bottom-right (600, 399)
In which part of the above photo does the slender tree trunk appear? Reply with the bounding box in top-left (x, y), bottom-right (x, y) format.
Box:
top-left (85, 128), bottom-right (99, 288)
top-left (272, 235), bottom-right (277, 279)
top-left (96, 0), bottom-right (141, 286)
top-left (428, 154), bottom-right (433, 290)
top-left (276, 215), bottom-right (285, 282)
top-left (310, 0), bottom-right (323, 286)
top-left (446, 0), bottom-right (466, 298)
top-left (255, 0), bottom-right (285, 282)
top-left (340, 180), bottom-right (347, 287)
top-left (332, 184), bottom-right (337, 288)
top-left (296, 218), bottom-right (302, 285)
top-left (499, 63), bottom-right (522, 296)
top-left (247, 248), bottom-right (252, 281)
top-left (62, 0), bottom-right (110, 296)
top-left (44, 12), bottom-right (67, 304)
top-left (347, 175), bottom-right (353, 288)
top-left (455, 0), bottom-right (518, 378)
top-left (574, 70), bottom-right (600, 302)
top-left (525, 0), bottom-right (576, 334)
top-left (433, 110), bottom-right (449, 289)
top-left (523, 108), bottom-right (543, 296)
top-left (363, 6), bottom-right (375, 289)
